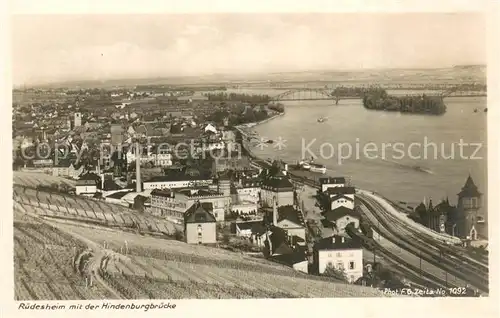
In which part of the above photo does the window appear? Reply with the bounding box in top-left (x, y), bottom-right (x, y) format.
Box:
top-left (471, 197), bottom-right (478, 208)
top-left (349, 261), bottom-right (355, 270)
top-left (327, 253), bottom-right (332, 258)
top-left (336, 252), bottom-right (342, 257)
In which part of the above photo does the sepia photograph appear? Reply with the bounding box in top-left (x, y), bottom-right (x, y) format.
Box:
top-left (9, 7), bottom-right (492, 305)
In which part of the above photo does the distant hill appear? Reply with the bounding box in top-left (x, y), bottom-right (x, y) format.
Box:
top-left (29, 65), bottom-right (486, 89)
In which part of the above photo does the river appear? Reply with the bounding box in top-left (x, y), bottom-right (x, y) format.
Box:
top-left (229, 88), bottom-right (487, 212)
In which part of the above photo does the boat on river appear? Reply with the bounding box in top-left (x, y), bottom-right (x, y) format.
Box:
top-left (309, 162), bottom-right (327, 174)
top-left (317, 117), bottom-right (328, 123)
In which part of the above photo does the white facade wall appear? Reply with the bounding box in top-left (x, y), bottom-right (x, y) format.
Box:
top-left (318, 249), bottom-right (363, 283)
top-left (144, 179), bottom-right (213, 190)
top-left (76, 185), bottom-right (97, 195)
top-left (237, 187), bottom-right (261, 203)
top-left (331, 198), bottom-right (355, 210)
top-left (231, 203), bottom-right (258, 215)
top-left (261, 189), bottom-right (294, 207)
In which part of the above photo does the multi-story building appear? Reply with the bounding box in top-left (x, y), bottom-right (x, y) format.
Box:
top-left (184, 201), bottom-right (217, 244)
top-left (143, 174), bottom-right (213, 190)
top-left (260, 172), bottom-right (294, 207)
top-left (150, 189), bottom-right (192, 223)
top-left (313, 235), bottom-right (363, 283)
top-left (150, 186), bottom-right (229, 223)
top-left (319, 177), bottom-right (346, 192)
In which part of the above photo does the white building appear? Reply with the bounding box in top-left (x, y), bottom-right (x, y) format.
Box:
top-left (313, 235), bottom-right (363, 283)
top-left (260, 172), bottom-right (294, 208)
top-left (322, 206), bottom-right (361, 235)
top-left (231, 203), bottom-right (259, 215)
top-left (143, 175), bottom-right (213, 190)
top-left (319, 177), bottom-right (346, 192)
top-left (150, 187), bottom-right (229, 222)
top-left (326, 187), bottom-right (355, 210)
top-left (75, 179), bottom-right (97, 196)
top-left (272, 203), bottom-right (306, 243)
top-left (236, 180), bottom-right (261, 203)
top-left (126, 150), bottom-right (173, 167)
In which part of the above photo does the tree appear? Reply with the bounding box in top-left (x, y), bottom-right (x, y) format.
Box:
top-left (323, 264), bottom-right (349, 282)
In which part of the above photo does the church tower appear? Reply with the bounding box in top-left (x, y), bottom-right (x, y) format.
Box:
top-left (457, 175), bottom-right (482, 240)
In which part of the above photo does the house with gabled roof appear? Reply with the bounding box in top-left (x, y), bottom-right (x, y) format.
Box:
top-left (321, 206), bottom-right (361, 235)
top-left (313, 235), bottom-right (363, 282)
top-left (326, 186), bottom-right (355, 210)
top-left (275, 204), bottom-right (306, 242)
top-left (184, 201), bottom-right (217, 244)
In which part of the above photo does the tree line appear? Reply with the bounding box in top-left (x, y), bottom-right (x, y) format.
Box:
top-left (205, 92), bottom-right (271, 103)
top-left (362, 89), bottom-right (447, 115)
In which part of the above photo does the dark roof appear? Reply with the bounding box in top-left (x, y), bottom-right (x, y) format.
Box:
top-left (314, 235), bottom-right (362, 251)
top-left (458, 175), bottom-right (482, 198)
top-left (106, 190), bottom-right (130, 199)
top-left (268, 226), bottom-right (293, 255)
top-left (78, 172), bottom-right (100, 181)
top-left (271, 248), bottom-right (308, 265)
top-left (184, 201), bottom-right (216, 224)
top-left (262, 175), bottom-right (294, 191)
top-left (320, 218), bottom-right (334, 228)
top-left (319, 177), bottom-right (346, 185)
top-left (326, 186), bottom-right (355, 195)
top-left (76, 179), bottom-right (97, 186)
top-left (177, 188), bottom-right (223, 197)
top-left (103, 179), bottom-right (122, 191)
top-left (235, 221), bottom-right (266, 235)
top-left (322, 206), bottom-right (361, 222)
top-left (151, 188), bottom-right (172, 198)
top-left (277, 205), bottom-right (305, 227)
top-left (53, 159), bottom-right (73, 168)
top-left (329, 194), bottom-right (354, 202)
top-left (134, 195), bottom-right (149, 203)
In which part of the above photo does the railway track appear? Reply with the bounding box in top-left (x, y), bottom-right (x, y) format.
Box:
top-left (357, 194), bottom-right (488, 294)
top-left (249, 158), bottom-right (488, 294)
top-left (358, 193), bottom-right (489, 274)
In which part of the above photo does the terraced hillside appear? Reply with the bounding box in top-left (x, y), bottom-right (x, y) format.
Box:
top-left (13, 215), bottom-right (117, 300)
top-left (42, 221), bottom-right (388, 298)
top-left (13, 185), bottom-right (180, 235)
top-left (13, 172), bottom-right (76, 188)
top-left (13, 171), bottom-right (389, 298)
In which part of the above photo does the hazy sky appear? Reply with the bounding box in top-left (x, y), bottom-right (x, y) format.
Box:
top-left (12, 13), bottom-right (486, 85)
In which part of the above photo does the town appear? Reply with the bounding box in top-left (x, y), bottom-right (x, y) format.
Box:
top-left (12, 83), bottom-right (488, 299)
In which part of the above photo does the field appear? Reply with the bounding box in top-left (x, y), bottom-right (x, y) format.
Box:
top-left (53, 222), bottom-right (388, 298)
top-left (13, 218), bottom-right (116, 300)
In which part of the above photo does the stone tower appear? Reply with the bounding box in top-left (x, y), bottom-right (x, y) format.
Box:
top-left (457, 175), bottom-right (482, 240)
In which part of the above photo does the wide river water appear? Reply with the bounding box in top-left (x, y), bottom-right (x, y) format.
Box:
top-left (228, 88), bottom-right (487, 210)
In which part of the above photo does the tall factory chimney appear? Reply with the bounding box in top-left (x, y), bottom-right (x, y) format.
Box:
top-left (272, 196), bottom-right (278, 226)
top-left (135, 141), bottom-right (141, 193)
